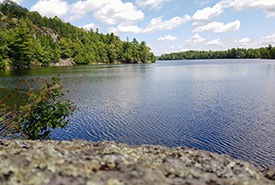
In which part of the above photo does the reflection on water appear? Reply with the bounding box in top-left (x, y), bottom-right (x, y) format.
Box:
top-left (0, 59), bottom-right (275, 167)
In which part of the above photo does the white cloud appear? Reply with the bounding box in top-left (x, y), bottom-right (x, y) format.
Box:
top-left (93, 0), bottom-right (144, 25)
top-left (259, 33), bottom-right (275, 45)
top-left (191, 0), bottom-right (234, 22)
top-left (82, 23), bottom-right (98, 31)
top-left (68, 0), bottom-right (109, 21)
top-left (185, 34), bottom-right (206, 44)
top-left (206, 39), bottom-right (223, 46)
top-left (108, 23), bottom-right (143, 34)
top-left (224, 0), bottom-right (275, 18)
top-left (107, 15), bottom-right (191, 34)
top-left (136, 0), bottom-right (171, 10)
top-left (158, 34), bottom-right (178, 41)
top-left (242, 34), bottom-right (275, 48)
top-left (192, 0), bottom-right (275, 24)
top-left (144, 15), bottom-right (191, 33)
top-left (265, 11), bottom-right (275, 18)
top-left (31, 0), bottom-right (145, 26)
top-left (229, 0), bottom-right (275, 11)
top-left (192, 20), bottom-right (240, 33)
top-left (192, 3), bottom-right (223, 22)
top-left (30, 0), bottom-right (69, 18)
top-left (234, 37), bottom-right (250, 44)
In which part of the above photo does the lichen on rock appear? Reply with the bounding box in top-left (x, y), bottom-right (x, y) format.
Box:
top-left (0, 140), bottom-right (274, 185)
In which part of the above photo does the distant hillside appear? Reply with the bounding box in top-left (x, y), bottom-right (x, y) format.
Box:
top-left (0, 0), bottom-right (156, 69)
top-left (158, 46), bottom-right (275, 60)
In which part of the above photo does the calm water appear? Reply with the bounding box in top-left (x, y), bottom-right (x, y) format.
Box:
top-left (1, 59), bottom-right (275, 167)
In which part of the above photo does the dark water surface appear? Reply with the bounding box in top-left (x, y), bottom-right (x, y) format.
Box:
top-left (1, 59), bottom-right (275, 167)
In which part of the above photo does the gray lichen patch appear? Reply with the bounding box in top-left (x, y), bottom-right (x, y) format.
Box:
top-left (0, 140), bottom-right (274, 185)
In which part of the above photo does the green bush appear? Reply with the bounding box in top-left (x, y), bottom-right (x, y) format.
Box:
top-left (0, 77), bottom-right (76, 139)
top-left (0, 58), bottom-right (10, 69)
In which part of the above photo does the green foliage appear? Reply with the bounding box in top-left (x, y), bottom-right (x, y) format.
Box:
top-left (37, 35), bottom-right (60, 65)
top-left (0, 0), bottom-right (27, 18)
top-left (59, 38), bottom-right (73, 59)
top-left (0, 58), bottom-right (9, 69)
top-left (9, 20), bottom-right (35, 67)
top-left (0, 56), bottom-right (5, 69)
top-left (0, 0), bottom-right (156, 69)
top-left (0, 77), bottom-right (76, 140)
top-left (158, 46), bottom-right (275, 60)
top-left (0, 28), bottom-right (11, 69)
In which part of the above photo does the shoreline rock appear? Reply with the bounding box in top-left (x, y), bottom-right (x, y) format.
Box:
top-left (50, 58), bottom-right (76, 67)
top-left (0, 140), bottom-right (274, 185)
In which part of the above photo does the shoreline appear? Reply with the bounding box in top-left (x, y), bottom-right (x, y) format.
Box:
top-left (1, 59), bottom-right (155, 71)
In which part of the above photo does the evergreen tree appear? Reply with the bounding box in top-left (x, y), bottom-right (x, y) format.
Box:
top-left (10, 20), bottom-right (35, 67)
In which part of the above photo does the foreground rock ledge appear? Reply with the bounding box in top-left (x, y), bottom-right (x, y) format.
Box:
top-left (0, 140), bottom-right (274, 185)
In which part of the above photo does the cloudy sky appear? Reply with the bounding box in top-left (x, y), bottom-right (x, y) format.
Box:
top-left (6, 0), bottom-right (275, 55)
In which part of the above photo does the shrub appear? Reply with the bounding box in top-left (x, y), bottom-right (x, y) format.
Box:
top-left (0, 77), bottom-right (76, 139)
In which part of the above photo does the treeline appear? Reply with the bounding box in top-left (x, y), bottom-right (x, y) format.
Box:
top-left (158, 46), bottom-right (275, 60)
top-left (0, 0), bottom-right (156, 69)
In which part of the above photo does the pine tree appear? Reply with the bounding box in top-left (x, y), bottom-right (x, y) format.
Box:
top-left (10, 20), bottom-right (35, 67)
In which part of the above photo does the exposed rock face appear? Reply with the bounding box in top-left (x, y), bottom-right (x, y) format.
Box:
top-left (0, 140), bottom-right (274, 185)
top-left (39, 27), bottom-right (59, 43)
top-left (50, 58), bottom-right (76, 67)
top-left (31, 25), bottom-right (60, 42)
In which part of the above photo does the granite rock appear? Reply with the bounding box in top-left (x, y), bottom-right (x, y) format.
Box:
top-left (0, 140), bottom-right (274, 185)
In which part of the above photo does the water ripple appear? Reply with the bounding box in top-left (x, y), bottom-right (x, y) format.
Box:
top-left (1, 60), bottom-right (275, 167)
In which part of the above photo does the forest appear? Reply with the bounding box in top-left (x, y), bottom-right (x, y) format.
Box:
top-left (0, 0), bottom-right (156, 69)
top-left (158, 45), bottom-right (275, 60)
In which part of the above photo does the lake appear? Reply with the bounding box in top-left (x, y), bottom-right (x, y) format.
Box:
top-left (0, 59), bottom-right (275, 167)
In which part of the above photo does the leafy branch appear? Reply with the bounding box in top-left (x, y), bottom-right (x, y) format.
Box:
top-left (0, 77), bottom-right (76, 139)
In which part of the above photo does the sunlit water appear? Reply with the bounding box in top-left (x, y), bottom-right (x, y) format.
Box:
top-left (1, 59), bottom-right (275, 167)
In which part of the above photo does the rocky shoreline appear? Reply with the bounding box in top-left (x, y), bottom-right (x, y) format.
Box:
top-left (49, 58), bottom-right (76, 67)
top-left (0, 140), bottom-right (274, 185)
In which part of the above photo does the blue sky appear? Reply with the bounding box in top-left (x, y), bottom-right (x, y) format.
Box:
top-left (5, 0), bottom-right (275, 55)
